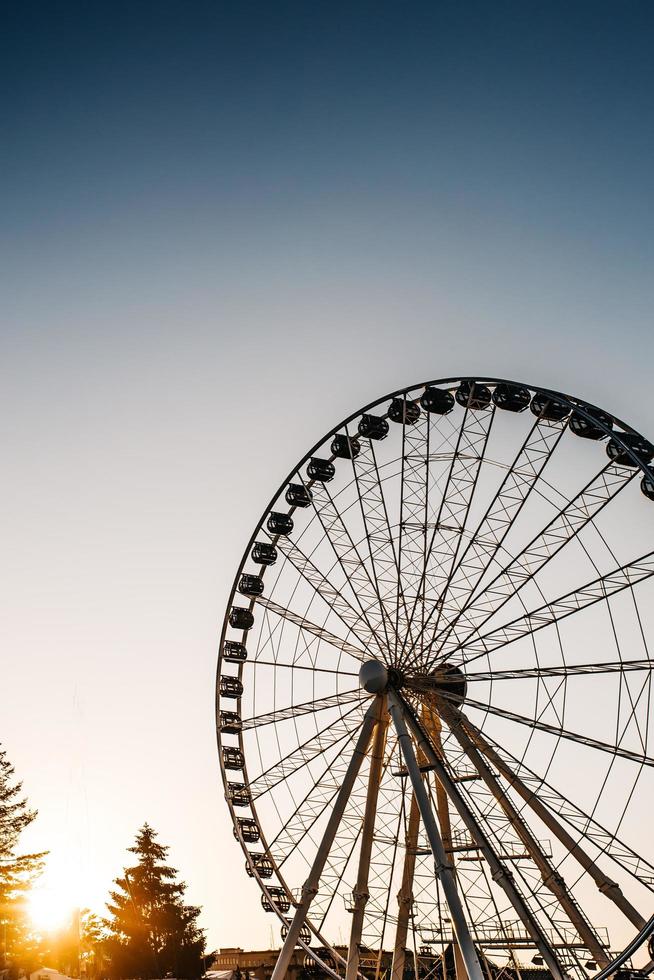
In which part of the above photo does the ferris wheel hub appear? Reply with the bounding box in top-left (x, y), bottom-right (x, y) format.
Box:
top-left (359, 659), bottom-right (389, 694)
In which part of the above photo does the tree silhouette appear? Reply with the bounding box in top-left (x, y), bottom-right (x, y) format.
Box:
top-left (0, 744), bottom-right (46, 977)
top-left (105, 824), bottom-right (205, 979)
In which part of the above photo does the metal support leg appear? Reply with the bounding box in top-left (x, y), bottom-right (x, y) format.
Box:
top-left (437, 696), bottom-right (610, 967)
top-left (387, 688), bottom-right (485, 980)
top-left (396, 691), bottom-right (568, 980)
top-left (453, 704), bottom-right (646, 930)
top-left (270, 700), bottom-right (380, 980)
top-left (391, 788), bottom-right (420, 980)
top-left (346, 702), bottom-right (389, 980)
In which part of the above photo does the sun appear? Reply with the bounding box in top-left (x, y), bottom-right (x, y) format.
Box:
top-left (28, 883), bottom-right (77, 934)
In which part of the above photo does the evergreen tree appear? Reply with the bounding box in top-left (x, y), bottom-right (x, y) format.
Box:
top-left (0, 744), bottom-right (46, 976)
top-left (105, 824), bottom-right (205, 979)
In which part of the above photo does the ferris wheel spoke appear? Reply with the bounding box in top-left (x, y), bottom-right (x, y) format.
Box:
top-left (308, 473), bottom-right (401, 658)
top-left (441, 550), bottom-right (654, 670)
top-left (458, 694), bottom-right (654, 767)
top-left (421, 417), bottom-right (567, 659)
top-left (248, 702), bottom-right (365, 800)
top-left (462, 660), bottom-right (654, 683)
top-left (240, 689), bottom-right (364, 731)
top-left (437, 462), bottom-right (638, 656)
top-left (255, 596), bottom-right (369, 663)
top-left (248, 659), bottom-right (359, 677)
top-left (436, 697), bottom-right (611, 966)
top-left (273, 534), bottom-right (385, 658)
top-left (403, 403), bottom-right (496, 670)
top-left (448, 463), bottom-right (635, 645)
top-left (454, 709), bottom-right (652, 922)
top-left (396, 402), bottom-right (433, 660)
top-left (346, 425), bottom-right (411, 662)
top-left (389, 689), bottom-right (567, 980)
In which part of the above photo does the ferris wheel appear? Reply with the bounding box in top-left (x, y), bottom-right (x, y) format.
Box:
top-left (216, 376), bottom-right (654, 980)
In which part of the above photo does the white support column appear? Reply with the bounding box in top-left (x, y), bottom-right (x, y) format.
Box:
top-left (345, 702), bottom-right (388, 980)
top-left (270, 700), bottom-right (380, 980)
top-left (398, 692), bottom-right (567, 980)
top-left (387, 688), bottom-right (485, 980)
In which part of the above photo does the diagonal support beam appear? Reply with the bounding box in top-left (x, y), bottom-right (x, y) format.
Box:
top-left (270, 699), bottom-right (379, 980)
top-left (387, 688), bottom-right (486, 980)
top-left (436, 696), bottom-right (610, 967)
top-left (395, 690), bottom-right (568, 980)
top-left (454, 706), bottom-right (646, 930)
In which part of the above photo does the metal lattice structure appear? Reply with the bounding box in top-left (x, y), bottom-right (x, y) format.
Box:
top-left (216, 377), bottom-right (654, 980)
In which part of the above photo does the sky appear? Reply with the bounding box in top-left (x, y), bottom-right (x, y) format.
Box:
top-left (2, 0), bottom-right (654, 954)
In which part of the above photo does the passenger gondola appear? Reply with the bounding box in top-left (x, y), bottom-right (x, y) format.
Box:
top-left (222, 746), bottom-right (245, 770)
top-left (358, 414), bottom-right (389, 440)
top-left (456, 380), bottom-right (492, 410)
top-left (219, 676), bottom-right (243, 699)
top-left (388, 398), bottom-right (421, 424)
top-left (285, 483), bottom-right (313, 507)
top-left (420, 386), bottom-right (454, 415)
top-left (267, 511), bottom-right (294, 535)
top-left (569, 406), bottom-right (613, 440)
top-left (238, 574), bottom-right (264, 597)
top-left (530, 391), bottom-right (570, 421)
top-left (492, 382), bottom-right (531, 413)
top-left (251, 541), bottom-right (277, 565)
top-left (331, 433), bottom-right (361, 458)
top-left (223, 641), bottom-right (247, 663)
top-left (307, 458), bottom-right (335, 482)
top-left (229, 607), bottom-right (254, 630)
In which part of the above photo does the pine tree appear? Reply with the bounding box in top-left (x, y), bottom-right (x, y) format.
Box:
top-left (105, 824), bottom-right (205, 979)
top-left (0, 744), bottom-right (47, 974)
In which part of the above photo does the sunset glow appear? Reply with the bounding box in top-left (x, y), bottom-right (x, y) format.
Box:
top-left (28, 882), bottom-right (78, 934)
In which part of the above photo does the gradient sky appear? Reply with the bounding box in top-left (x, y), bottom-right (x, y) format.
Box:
top-left (2, 0), bottom-right (654, 953)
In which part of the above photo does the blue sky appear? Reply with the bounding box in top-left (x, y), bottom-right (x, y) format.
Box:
top-left (2, 0), bottom-right (654, 951)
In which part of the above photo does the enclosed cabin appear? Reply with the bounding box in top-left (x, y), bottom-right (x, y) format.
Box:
top-left (569, 406), bottom-right (613, 440)
top-left (456, 380), bottom-right (492, 410)
top-left (420, 386), bottom-right (454, 415)
top-left (285, 483), bottom-right (313, 508)
top-left (492, 382), bottom-right (531, 413)
top-left (331, 433), bottom-right (361, 459)
top-left (388, 397), bottom-right (421, 425)
top-left (229, 606), bottom-right (254, 630)
top-left (607, 432), bottom-right (654, 467)
top-left (281, 922), bottom-right (311, 944)
top-left (223, 640), bottom-right (247, 664)
top-left (226, 782), bottom-right (251, 807)
top-left (234, 817), bottom-right (260, 843)
top-left (303, 949), bottom-right (337, 973)
top-left (222, 746), bottom-right (245, 770)
top-left (530, 390), bottom-right (570, 421)
top-left (238, 574), bottom-right (264, 597)
top-left (267, 511), bottom-right (294, 536)
top-left (251, 541), bottom-right (278, 565)
top-left (246, 852), bottom-right (274, 878)
top-left (307, 457), bottom-right (335, 482)
top-left (219, 711), bottom-right (242, 734)
top-left (358, 413), bottom-right (389, 440)
top-left (261, 886), bottom-right (291, 913)
top-left (219, 676), bottom-right (243, 699)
